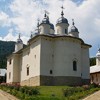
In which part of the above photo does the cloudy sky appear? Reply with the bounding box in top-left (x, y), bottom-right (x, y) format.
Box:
top-left (0, 0), bottom-right (100, 57)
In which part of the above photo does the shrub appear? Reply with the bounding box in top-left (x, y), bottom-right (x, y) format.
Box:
top-left (90, 83), bottom-right (99, 88)
top-left (82, 85), bottom-right (90, 90)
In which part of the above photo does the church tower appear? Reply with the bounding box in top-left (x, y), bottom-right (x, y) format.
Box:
top-left (15, 34), bottom-right (23, 52)
top-left (96, 48), bottom-right (100, 66)
top-left (56, 6), bottom-right (69, 35)
top-left (69, 19), bottom-right (79, 38)
top-left (39, 11), bottom-right (54, 34)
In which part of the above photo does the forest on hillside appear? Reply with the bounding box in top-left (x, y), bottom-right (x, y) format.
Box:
top-left (0, 41), bottom-right (15, 68)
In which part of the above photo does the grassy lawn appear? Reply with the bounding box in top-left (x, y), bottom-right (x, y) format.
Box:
top-left (0, 84), bottom-right (100, 100)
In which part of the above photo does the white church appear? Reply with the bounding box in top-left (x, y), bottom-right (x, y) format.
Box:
top-left (7, 7), bottom-right (91, 86)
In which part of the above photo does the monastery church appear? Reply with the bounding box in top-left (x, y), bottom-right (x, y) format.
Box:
top-left (7, 7), bottom-right (91, 86)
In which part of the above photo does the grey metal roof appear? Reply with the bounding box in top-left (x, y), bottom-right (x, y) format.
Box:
top-left (69, 25), bottom-right (79, 33)
top-left (0, 69), bottom-right (6, 76)
top-left (56, 17), bottom-right (69, 24)
top-left (17, 38), bottom-right (23, 43)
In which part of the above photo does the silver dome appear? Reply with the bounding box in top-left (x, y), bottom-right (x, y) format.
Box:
top-left (69, 26), bottom-right (79, 33)
top-left (69, 19), bottom-right (79, 33)
top-left (56, 17), bottom-right (68, 24)
top-left (16, 34), bottom-right (23, 43)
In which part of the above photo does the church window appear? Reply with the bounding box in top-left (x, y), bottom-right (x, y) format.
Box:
top-left (34, 55), bottom-right (36, 58)
top-left (52, 54), bottom-right (54, 58)
top-left (50, 70), bottom-right (53, 74)
top-left (9, 59), bottom-right (12, 65)
top-left (65, 29), bottom-right (67, 34)
top-left (57, 29), bottom-right (59, 33)
top-left (9, 72), bottom-right (11, 79)
top-left (27, 67), bottom-right (29, 76)
top-left (73, 61), bottom-right (77, 71)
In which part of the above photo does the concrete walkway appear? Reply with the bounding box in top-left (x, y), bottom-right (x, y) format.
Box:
top-left (83, 90), bottom-right (100, 100)
top-left (0, 89), bottom-right (19, 100)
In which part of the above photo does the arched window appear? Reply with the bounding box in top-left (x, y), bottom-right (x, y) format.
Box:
top-left (65, 29), bottom-right (67, 34)
top-left (50, 70), bottom-right (53, 74)
top-left (73, 61), bottom-right (77, 71)
top-left (27, 67), bottom-right (29, 76)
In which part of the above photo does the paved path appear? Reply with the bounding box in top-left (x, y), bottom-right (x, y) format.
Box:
top-left (83, 90), bottom-right (100, 100)
top-left (0, 89), bottom-right (19, 100)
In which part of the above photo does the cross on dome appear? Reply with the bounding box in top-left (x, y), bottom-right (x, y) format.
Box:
top-left (44, 10), bottom-right (49, 18)
top-left (18, 33), bottom-right (21, 39)
top-left (72, 19), bottom-right (75, 26)
top-left (61, 5), bottom-right (65, 17)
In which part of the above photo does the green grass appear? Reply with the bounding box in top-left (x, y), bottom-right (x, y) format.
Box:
top-left (0, 85), bottom-right (100, 100)
top-left (39, 86), bottom-right (68, 96)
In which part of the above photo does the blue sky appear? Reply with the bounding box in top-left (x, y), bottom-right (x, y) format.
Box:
top-left (0, 0), bottom-right (100, 57)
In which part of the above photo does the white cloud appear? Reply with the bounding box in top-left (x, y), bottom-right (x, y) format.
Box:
top-left (0, 11), bottom-right (11, 27)
top-left (0, 28), bottom-right (29, 44)
top-left (0, 0), bottom-right (100, 56)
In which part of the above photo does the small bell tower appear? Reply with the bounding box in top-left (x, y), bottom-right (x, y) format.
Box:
top-left (15, 33), bottom-right (23, 52)
top-left (96, 48), bottom-right (100, 66)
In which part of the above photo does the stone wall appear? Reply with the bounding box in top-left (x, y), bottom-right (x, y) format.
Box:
top-left (20, 76), bottom-right (40, 86)
top-left (40, 75), bottom-right (82, 86)
top-left (20, 75), bottom-right (89, 86)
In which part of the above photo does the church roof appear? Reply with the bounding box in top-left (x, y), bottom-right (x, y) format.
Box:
top-left (96, 48), bottom-right (100, 57)
top-left (56, 6), bottom-right (69, 25)
top-left (16, 34), bottom-right (23, 44)
top-left (69, 19), bottom-right (79, 33)
top-left (7, 34), bottom-right (91, 58)
top-left (0, 69), bottom-right (6, 76)
top-left (90, 65), bottom-right (100, 74)
top-left (56, 17), bottom-right (69, 24)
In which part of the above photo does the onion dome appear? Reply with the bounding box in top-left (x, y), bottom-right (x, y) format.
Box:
top-left (96, 48), bottom-right (100, 57)
top-left (40, 13), bottom-right (50, 25)
top-left (57, 17), bottom-right (68, 24)
top-left (56, 6), bottom-right (69, 25)
top-left (17, 34), bottom-right (23, 43)
top-left (40, 12), bottom-right (54, 30)
top-left (69, 19), bottom-right (79, 33)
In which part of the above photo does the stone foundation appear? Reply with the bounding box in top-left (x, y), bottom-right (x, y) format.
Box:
top-left (20, 76), bottom-right (40, 86)
top-left (20, 75), bottom-right (89, 86)
top-left (40, 76), bottom-right (82, 86)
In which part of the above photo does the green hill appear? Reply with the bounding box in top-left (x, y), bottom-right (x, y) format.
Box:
top-left (0, 41), bottom-right (15, 68)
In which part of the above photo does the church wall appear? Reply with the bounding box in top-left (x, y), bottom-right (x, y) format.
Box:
top-left (56, 23), bottom-right (68, 34)
top-left (81, 46), bottom-right (90, 80)
top-left (13, 55), bottom-right (20, 83)
top-left (53, 38), bottom-right (82, 77)
top-left (40, 24), bottom-right (50, 34)
top-left (20, 38), bottom-right (41, 86)
top-left (7, 56), bottom-right (14, 83)
top-left (40, 37), bottom-right (54, 76)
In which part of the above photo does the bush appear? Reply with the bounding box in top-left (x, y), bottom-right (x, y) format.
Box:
top-left (90, 83), bottom-right (99, 88)
top-left (19, 86), bottom-right (40, 95)
top-left (62, 87), bottom-right (84, 97)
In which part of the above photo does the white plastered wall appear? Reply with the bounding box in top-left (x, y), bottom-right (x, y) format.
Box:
top-left (53, 38), bottom-right (82, 77)
top-left (40, 37), bottom-right (54, 76)
top-left (20, 38), bottom-right (41, 82)
top-left (7, 56), bottom-right (14, 83)
top-left (56, 23), bottom-right (69, 35)
top-left (81, 46), bottom-right (90, 79)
